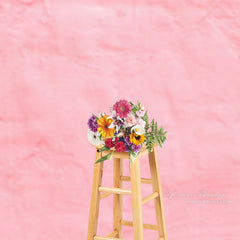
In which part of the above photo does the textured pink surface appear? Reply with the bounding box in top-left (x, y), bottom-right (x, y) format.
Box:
top-left (0, 1), bottom-right (240, 239)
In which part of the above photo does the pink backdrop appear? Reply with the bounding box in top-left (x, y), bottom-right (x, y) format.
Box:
top-left (0, 1), bottom-right (239, 239)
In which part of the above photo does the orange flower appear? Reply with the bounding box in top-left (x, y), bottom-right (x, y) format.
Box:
top-left (97, 115), bottom-right (115, 139)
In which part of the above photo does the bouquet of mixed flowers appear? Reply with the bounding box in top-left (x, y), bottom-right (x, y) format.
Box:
top-left (87, 100), bottom-right (167, 163)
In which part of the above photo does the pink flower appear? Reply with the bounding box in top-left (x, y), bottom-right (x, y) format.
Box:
top-left (137, 118), bottom-right (146, 126)
top-left (136, 110), bottom-right (145, 117)
top-left (113, 99), bottom-right (131, 119)
top-left (125, 113), bottom-right (137, 126)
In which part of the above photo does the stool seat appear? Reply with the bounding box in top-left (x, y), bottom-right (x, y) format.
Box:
top-left (87, 145), bottom-right (168, 240)
top-left (94, 143), bottom-right (157, 159)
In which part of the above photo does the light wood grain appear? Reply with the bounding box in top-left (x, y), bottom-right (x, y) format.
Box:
top-left (105, 230), bottom-right (118, 237)
top-left (142, 191), bottom-right (159, 205)
top-left (120, 220), bottom-right (158, 231)
top-left (149, 147), bottom-right (168, 240)
top-left (99, 192), bottom-right (112, 200)
top-left (87, 151), bottom-right (104, 240)
top-left (99, 186), bottom-right (131, 195)
top-left (130, 156), bottom-right (144, 240)
top-left (113, 158), bottom-right (123, 238)
top-left (120, 175), bottom-right (152, 184)
top-left (93, 143), bottom-right (157, 159)
top-left (94, 236), bottom-right (126, 240)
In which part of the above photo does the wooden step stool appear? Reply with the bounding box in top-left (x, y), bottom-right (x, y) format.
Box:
top-left (87, 144), bottom-right (167, 240)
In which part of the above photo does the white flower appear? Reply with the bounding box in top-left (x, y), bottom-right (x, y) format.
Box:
top-left (111, 110), bottom-right (116, 117)
top-left (137, 118), bottom-right (146, 127)
top-left (106, 113), bottom-right (113, 120)
top-left (87, 130), bottom-right (102, 146)
top-left (106, 117), bottom-right (116, 129)
top-left (131, 124), bottom-right (145, 135)
top-left (108, 121), bottom-right (115, 128)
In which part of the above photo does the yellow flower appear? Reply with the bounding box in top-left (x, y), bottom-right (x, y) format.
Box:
top-left (130, 132), bottom-right (146, 145)
top-left (97, 115), bottom-right (115, 139)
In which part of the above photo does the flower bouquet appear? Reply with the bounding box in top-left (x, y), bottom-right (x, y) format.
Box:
top-left (87, 100), bottom-right (167, 163)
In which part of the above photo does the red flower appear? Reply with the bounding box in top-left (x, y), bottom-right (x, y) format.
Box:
top-left (105, 138), bottom-right (115, 148)
top-left (115, 141), bottom-right (125, 152)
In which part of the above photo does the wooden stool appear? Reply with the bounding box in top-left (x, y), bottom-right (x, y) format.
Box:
top-left (87, 145), bottom-right (168, 240)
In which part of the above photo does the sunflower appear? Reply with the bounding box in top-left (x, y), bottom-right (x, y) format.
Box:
top-left (97, 115), bottom-right (115, 139)
top-left (129, 132), bottom-right (146, 145)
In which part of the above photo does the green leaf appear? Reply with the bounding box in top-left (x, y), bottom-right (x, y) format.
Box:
top-left (137, 101), bottom-right (141, 110)
top-left (150, 119), bottom-right (155, 131)
top-left (142, 111), bottom-right (149, 132)
top-left (131, 105), bottom-right (138, 115)
top-left (129, 101), bottom-right (134, 107)
top-left (95, 152), bottom-right (113, 164)
top-left (155, 136), bottom-right (162, 148)
top-left (129, 150), bottom-right (140, 163)
top-left (147, 143), bottom-right (154, 154)
top-left (98, 145), bottom-right (110, 152)
top-left (142, 110), bottom-right (148, 121)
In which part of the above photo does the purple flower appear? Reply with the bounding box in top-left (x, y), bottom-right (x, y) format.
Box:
top-left (132, 144), bottom-right (141, 153)
top-left (88, 116), bottom-right (98, 132)
top-left (125, 135), bottom-right (131, 146)
top-left (124, 145), bottom-right (130, 152)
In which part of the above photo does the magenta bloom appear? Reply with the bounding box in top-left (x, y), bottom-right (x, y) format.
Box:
top-left (132, 144), bottom-right (141, 152)
top-left (88, 115), bottom-right (98, 132)
top-left (113, 99), bottom-right (131, 119)
top-left (124, 135), bottom-right (131, 146)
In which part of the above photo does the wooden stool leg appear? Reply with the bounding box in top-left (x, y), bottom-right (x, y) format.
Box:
top-left (87, 151), bottom-right (104, 240)
top-left (113, 158), bottom-right (123, 238)
top-left (149, 148), bottom-right (168, 240)
top-left (130, 156), bottom-right (144, 240)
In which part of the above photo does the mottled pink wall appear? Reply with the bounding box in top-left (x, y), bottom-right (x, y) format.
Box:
top-left (0, 0), bottom-right (240, 239)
